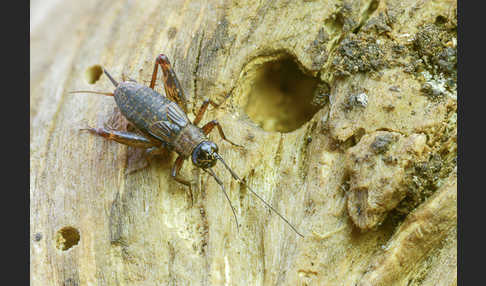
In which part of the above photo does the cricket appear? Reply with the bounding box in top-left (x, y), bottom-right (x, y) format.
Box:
top-left (72, 54), bottom-right (304, 238)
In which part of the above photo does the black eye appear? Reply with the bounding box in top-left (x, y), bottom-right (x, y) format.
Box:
top-left (191, 141), bottom-right (218, 169)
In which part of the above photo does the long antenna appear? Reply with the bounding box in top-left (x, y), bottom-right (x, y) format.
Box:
top-left (205, 168), bottom-right (240, 234)
top-left (214, 153), bottom-right (304, 238)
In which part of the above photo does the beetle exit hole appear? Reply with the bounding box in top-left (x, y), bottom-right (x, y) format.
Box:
top-left (55, 226), bottom-right (80, 251)
top-left (85, 65), bottom-right (103, 84)
top-left (244, 57), bottom-right (321, 133)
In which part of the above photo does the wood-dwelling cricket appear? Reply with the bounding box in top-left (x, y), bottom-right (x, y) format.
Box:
top-left (71, 54), bottom-right (304, 238)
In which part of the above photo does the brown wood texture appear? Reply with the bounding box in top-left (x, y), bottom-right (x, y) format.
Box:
top-left (31, 0), bottom-right (457, 285)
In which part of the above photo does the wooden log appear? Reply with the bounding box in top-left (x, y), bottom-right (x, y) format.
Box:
top-left (31, 0), bottom-right (457, 285)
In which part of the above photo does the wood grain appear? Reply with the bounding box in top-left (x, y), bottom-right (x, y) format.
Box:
top-left (31, 0), bottom-right (457, 285)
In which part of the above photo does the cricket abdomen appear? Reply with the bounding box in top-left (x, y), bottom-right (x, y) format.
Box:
top-left (114, 82), bottom-right (173, 131)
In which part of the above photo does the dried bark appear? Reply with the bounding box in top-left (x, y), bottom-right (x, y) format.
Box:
top-left (31, 0), bottom-right (457, 285)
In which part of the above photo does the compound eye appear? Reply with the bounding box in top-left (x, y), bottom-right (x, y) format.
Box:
top-left (192, 141), bottom-right (218, 169)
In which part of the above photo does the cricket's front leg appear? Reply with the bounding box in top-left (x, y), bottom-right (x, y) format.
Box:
top-left (193, 99), bottom-right (220, 126)
top-left (171, 156), bottom-right (194, 204)
top-left (201, 120), bottom-right (242, 147)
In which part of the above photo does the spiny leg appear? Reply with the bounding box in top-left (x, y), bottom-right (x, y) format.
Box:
top-left (171, 156), bottom-right (194, 203)
top-left (81, 127), bottom-right (166, 174)
top-left (149, 54), bottom-right (188, 113)
top-left (81, 127), bottom-right (160, 148)
top-left (193, 99), bottom-right (220, 126)
top-left (202, 120), bottom-right (242, 147)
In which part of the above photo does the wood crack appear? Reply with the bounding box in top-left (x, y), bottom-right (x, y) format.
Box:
top-left (193, 30), bottom-right (205, 115)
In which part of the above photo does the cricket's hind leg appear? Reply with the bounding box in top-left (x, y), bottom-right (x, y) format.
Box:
top-left (149, 54), bottom-right (189, 113)
top-left (81, 126), bottom-right (167, 174)
top-left (81, 127), bottom-right (160, 148)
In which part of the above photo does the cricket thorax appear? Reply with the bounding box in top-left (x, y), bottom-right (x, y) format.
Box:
top-left (172, 124), bottom-right (207, 158)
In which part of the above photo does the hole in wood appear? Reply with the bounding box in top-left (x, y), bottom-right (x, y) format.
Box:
top-left (244, 57), bottom-right (321, 133)
top-left (55, 226), bottom-right (80, 251)
top-left (85, 64), bottom-right (103, 84)
top-left (34, 232), bottom-right (42, 242)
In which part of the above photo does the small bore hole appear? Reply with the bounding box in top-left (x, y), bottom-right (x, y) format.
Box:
top-left (34, 233), bottom-right (42, 242)
top-left (435, 15), bottom-right (448, 25)
top-left (55, 226), bottom-right (80, 251)
top-left (244, 57), bottom-right (321, 132)
top-left (85, 65), bottom-right (103, 84)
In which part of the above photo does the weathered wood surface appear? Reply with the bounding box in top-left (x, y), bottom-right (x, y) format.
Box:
top-left (31, 0), bottom-right (457, 285)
